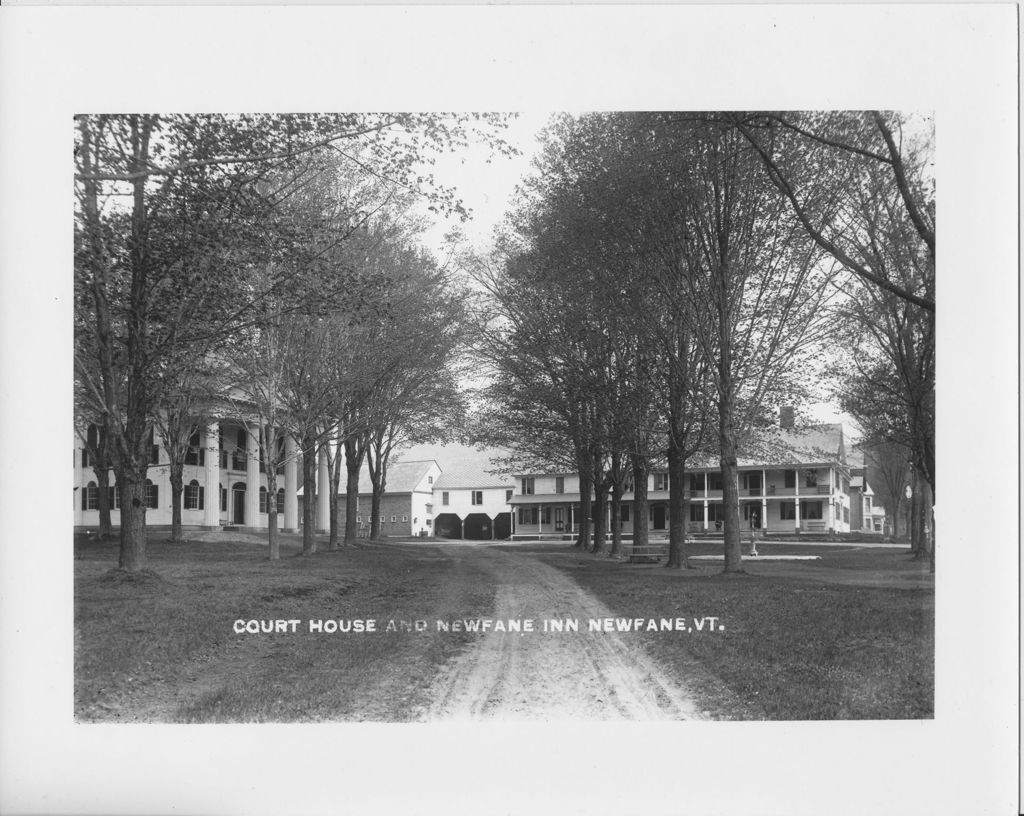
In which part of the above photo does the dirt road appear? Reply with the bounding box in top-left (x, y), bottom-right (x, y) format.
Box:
top-left (421, 543), bottom-right (705, 721)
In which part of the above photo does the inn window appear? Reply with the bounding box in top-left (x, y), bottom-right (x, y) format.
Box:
top-left (107, 486), bottom-right (120, 509)
top-left (391, 515), bottom-right (397, 523)
top-left (541, 506), bottom-right (551, 525)
top-left (521, 477), bottom-right (535, 495)
top-left (780, 501), bottom-right (796, 520)
top-left (442, 491), bottom-right (450, 506)
top-left (402, 515), bottom-right (408, 522)
top-left (620, 505), bottom-right (630, 523)
top-left (654, 473), bottom-right (669, 491)
top-left (804, 470), bottom-right (818, 489)
top-left (259, 486), bottom-right (268, 513)
top-left (277, 488), bottom-right (285, 515)
top-left (428, 475), bottom-right (433, 485)
top-left (803, 501), bottom-right (823, 520)
top-left (144, 479), bottom-right (159, 509)
top-left (184, 479), bottom-right (205, 510)
top-left (689, 503), bottom-right (703, 522)
top-left (784, 470), bottom-right (796, 489)
top-left (690, 473), bottom-right (703, 492)
top-left (555, 476), bottom-right (564, 494)
top-left (380, 515), bottom-right (385, 523)
top-left (708, 472), bottom-right (724, 491)
top-left (220, 484), bottom-right (227, 512)
top-left (518, 507), bottom-right (537, 525)
top-left (471, 491), bottom-right (483, 505)
top-left (505, 489), bottom-right (513, 502)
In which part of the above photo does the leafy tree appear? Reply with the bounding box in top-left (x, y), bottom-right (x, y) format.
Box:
top-left (75, 113), bottom-right (512, 571)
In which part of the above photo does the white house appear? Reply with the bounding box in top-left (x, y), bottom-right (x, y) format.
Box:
top-left (431, 458), bottom-right (517, 540)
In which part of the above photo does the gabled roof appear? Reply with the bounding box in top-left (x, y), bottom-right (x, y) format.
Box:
top-left (433, 458), bottom-right (515, 490)
top-left (364, 459), bottom-right (438, 494)
top-left (675, 423), bottom-right (848, 471)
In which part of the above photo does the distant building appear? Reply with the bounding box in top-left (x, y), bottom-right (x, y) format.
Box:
top-left (511, 421), bottom-right (857, 538)
top-left (432, 458), bottom-right (517, 540)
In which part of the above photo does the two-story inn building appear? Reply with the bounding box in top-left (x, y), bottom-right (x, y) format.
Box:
top-left (509, 423), bottom-right (855, 538)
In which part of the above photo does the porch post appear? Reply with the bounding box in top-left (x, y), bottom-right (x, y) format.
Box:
top-left (794, 468), bottom-right (801, 531)
top-left (761, 468), bottom-right (768, 530)
top-left (538, 503), bottom-right (543, 534)
top-left (827, 467), bottom-right (836, 531)
top-left (569, 504), bottom-right (574, 531)
top-left (703, 500), bottom-right (709, 530)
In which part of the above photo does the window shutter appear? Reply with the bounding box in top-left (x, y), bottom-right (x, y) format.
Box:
top-left (199, 486), bottom-right (205, 510)
top-left (151, 485), bottom-right (159, 509)
top-left (81, 487), bottom-right (87, 510)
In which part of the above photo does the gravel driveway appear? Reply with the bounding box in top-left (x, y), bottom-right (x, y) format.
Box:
top-left (421, 543), bottom-right (705, 721)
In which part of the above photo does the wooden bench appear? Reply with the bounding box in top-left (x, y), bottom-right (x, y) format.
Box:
top-left (628, 544), bottom-right (667, 562)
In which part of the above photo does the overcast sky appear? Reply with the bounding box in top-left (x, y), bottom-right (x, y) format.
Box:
top-left (417, 112), bottom-right (553, 254)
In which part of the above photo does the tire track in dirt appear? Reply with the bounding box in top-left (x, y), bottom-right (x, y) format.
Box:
top-left (424, 544), bottom-right (706, 721)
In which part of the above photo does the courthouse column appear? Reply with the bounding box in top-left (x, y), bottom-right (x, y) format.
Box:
top-left (203, 421), bottom-right (220, 529)
top-left (284, 434), bottom-right (298, 532)
top-left (245, 423), bottom-right (260, 528)
top-left (317, 447), bottom-right (331, 532)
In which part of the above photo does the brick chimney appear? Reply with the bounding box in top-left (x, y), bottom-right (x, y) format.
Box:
top-left (780, 406), bottom-right (795, 430)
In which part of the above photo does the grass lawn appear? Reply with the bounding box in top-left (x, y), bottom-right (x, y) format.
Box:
top-left (75, 534), bottom-right (493, 722)
top-left (530, 541), bottom-right (934, 720)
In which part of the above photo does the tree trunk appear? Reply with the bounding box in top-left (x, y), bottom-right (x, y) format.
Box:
top-left (576, 460), bottom-right (592, 550)
top-left (264, 431), bottom-right (279, 561)
top-left (665, 445), bottom-right (689, 569)
top-left (169, 460), bottom-right (184, 543)
top-left (716, 237), bottom-right (743, 573)
top-left (591, 469), bottom-right (607, 555)
top-left (720, 424), bottom-right (743, 572)
top-left (301, 434), bottom-right (317, 555)
top-left (631, 455), bottom-right (649, 555)
top-left (328, 442), bottom-right (343, 551)
top-left (93, 459), bottom-right (113, 540)
top-left (371, 491), bottom-right (382, 540)
top-left (343, 459), bottom-right (360, 546)
top-left (117, 472), bottom-right (147, 571)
